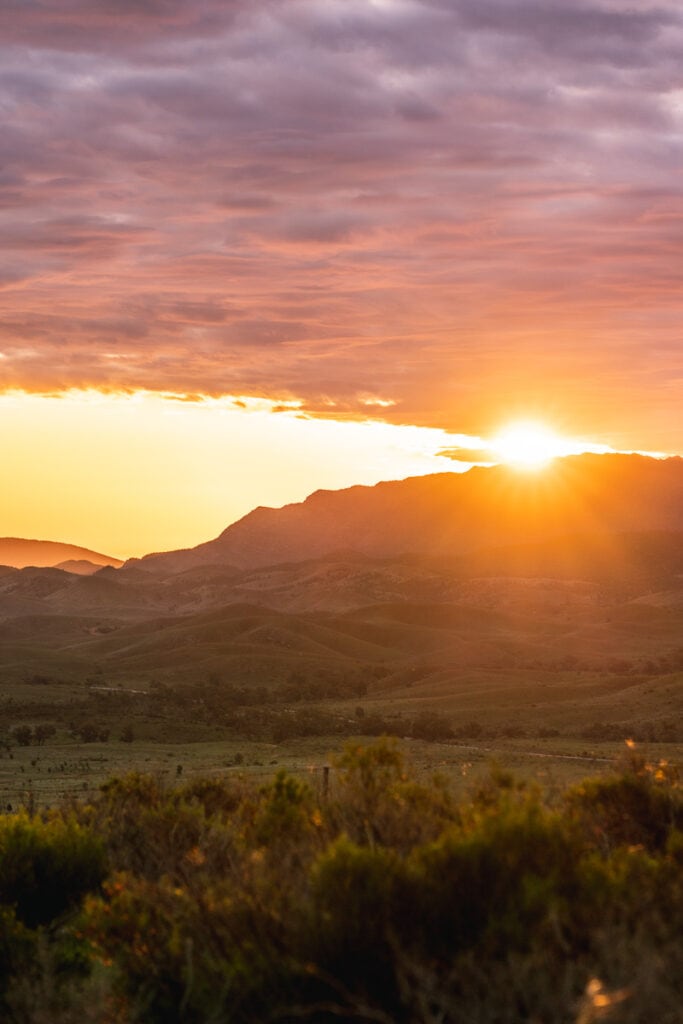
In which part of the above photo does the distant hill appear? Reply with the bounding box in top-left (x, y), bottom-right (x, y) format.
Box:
top-left (0, 538), bottom-right (123, 570)
top-left (1, 454), bottom-right (682, 748)
top-left (55, 559), bottom-right (107, 575)
top-left (130, 453), bottom-right (683, 574)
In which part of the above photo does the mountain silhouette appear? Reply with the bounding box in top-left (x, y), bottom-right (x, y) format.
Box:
top-left (2, 454), bottom-right (682, 703)
top-left (129, 454), bottom-right (683, 575)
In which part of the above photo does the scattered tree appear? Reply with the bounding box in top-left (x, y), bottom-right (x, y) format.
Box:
top-left (11, 726), bottom-right (32, 748)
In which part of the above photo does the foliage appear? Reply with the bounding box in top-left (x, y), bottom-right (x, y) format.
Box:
top-left (409, 709), bottom-right (453, 740)
top-left (33, 725), bottom-right (57, 746)
top-left (0, 907), bottom-right (35, 1001)
top-left (71, 723), bottom-right (110, 743)
top-left (1, 741), bottom-right (682, 1022)
top-left (10, 726), bottom-right (33, 748)
top-left (0, 812), bottom-right (105, 929)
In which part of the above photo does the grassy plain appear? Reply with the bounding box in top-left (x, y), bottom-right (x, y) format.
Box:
top-left (1, 730), bottom-right (681, 811)
top-left (1, 648), bottom-right (682, 807)
top-left (2, 553), bottom-right (682, 809)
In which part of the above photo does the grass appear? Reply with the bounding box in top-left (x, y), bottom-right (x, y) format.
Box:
top-left (1, 650), bottom-right (682, 810)
top-left (2, 731), bottom-right (681, 810)
top-left (1, 585), bottom-right (682, 809)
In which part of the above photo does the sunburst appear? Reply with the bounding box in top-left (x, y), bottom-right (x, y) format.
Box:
top-left (490, 421), bottom-right (572, 470)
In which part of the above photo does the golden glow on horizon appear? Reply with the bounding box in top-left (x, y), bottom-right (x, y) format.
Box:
top-left (487, 420), bottom-right (624, 470)
top-left (491, 421), bottom-right (572, 469)
top-left (0, 389), bottom-right (471, 558)
top-left (0, 389), bottom-right (671, 558)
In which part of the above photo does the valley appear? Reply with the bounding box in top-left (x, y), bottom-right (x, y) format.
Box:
top-left (1, 455), bottom-right (682, 808)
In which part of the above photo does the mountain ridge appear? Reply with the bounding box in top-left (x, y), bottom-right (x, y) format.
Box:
top-left (127, 453), bottom-right (683, 575)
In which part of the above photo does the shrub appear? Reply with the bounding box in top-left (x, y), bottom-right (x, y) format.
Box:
top-left (0, 906), bottom-right (35, 1007)
top-left (410, 710), bottom-right (453, 741)
top-left (0, 813), bottom-right (105, 929)
top-left (405, 798), bottom-right (583, 958)
top-left (120, 723), bottom-right (134, 743)
top-left (567, 767), bottom-right (683, 852)
top-left (1, 742), bottom-right (682, 1023)
top-left (72, 723), bottom-right (110, 743)
top-left (11, 725), bottom-right (33, 747)
top-left (33, 724), bottom-right (57, 745)
top-left (307, 837), bottom-right (405, 1008)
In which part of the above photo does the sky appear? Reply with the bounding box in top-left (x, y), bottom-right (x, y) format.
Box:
top-left (1, 0), bottom-right (682, 557)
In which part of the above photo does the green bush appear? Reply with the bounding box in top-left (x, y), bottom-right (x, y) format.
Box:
top-left (567, 756), bottom-right (683, 852)
top-left (0, 906), bottom-right (35, 1002)
top-left (405, 799), bottom-right (582, 957)
top-left (1, 741), bottom-right (682, 1022)
top-left (0, 812), bottom-right (105, 929)
top-left (307, 837), bottom-right (405, 1010)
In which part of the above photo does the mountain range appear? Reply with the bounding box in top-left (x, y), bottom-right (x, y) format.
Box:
top-left (125, 453), bottom-right (683, 574)
top-left (1, 453), bottom-right (682, 739)
top-left (2, 454), bottom-right (683, 596)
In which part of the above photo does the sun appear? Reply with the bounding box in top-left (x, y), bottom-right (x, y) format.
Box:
top-left (490, 421), bottom-right (569, 470)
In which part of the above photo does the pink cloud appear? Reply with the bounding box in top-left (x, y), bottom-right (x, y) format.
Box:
top-left (0, 0), bottom-right (682, 451)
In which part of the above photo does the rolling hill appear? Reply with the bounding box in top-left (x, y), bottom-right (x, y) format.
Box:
top-left (0, 538), bottom-right (123, 570)
top-left (1, 453), bottom-right (682, 743)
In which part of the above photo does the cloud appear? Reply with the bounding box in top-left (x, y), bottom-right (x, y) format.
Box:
top-left (439, 448), bottom-right (493, 464)
top-left (0, 0), bottom-right (682, 451)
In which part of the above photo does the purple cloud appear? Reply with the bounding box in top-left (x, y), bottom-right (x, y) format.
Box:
top-left (0, 0), bottom-right (682, 451)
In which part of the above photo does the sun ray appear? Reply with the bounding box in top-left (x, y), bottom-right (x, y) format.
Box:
top-left (490, 421), bottom-right (577, 470)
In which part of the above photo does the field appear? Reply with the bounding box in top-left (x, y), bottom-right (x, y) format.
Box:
top-left (2, 727), bottom-right (681, 811)
top-left (1, 550), bottom-right (683, 809)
